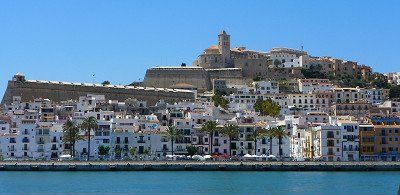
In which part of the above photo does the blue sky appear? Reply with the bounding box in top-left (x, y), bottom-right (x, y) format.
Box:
top-left (1, 1), bottom-right (399, 97)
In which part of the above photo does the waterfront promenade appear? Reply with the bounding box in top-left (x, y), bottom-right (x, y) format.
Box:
top-left (1, 161), bottom-right (400, 171)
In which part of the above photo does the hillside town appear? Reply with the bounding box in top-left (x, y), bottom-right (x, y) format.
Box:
top-left (1, 31), bottom-right (400, 162)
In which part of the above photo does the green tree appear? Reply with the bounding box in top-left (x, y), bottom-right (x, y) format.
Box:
top-left (274, 59), bottom-right (282, 67)
top-left (165, 126), bottom-right (182, 155)
top-left (389, 85), bottom-right (400, 99)
top-left (200, 120), bottom-right (219, 155)
top-left (253, 76), bottom-right (262, 81)
top-left (129, 147), bottom-right (137, 157)
top-left (98, 145), bottom-right (110, 156)
top-left (221, 123), bottom-right (239, 156)
top-left (115, 148), bottom-right (122, 158)
top-left (101, 80), bottom-right (110, 85)
top-left (301, 64), bottom-right (326, 79)
top-left (81, 116), bottom-right (97, 161)
top-left (62, 119), bottom-right (82, 157)
top-left (143, 149), bottom-right (150, 155)
top-left (274, 126), bottom-right (287, 157)
top-left (186, 145), bottom-right (198, 156)
top-left (212, 95), bottom-right (229, 109)
top-left (253, 98), bottom-right (281, 117)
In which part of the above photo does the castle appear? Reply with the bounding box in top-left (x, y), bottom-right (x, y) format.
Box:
top-left (142, 31), bottom-right (372, 92)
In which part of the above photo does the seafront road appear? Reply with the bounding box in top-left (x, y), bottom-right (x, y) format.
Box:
top-left (1, 161), bottom-right (400, 171)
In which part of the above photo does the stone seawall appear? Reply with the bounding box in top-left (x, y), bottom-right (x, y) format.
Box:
top-left (1, 80), bottom-right (196, 105)
top-left (1, 162), bottom-right (399, 171)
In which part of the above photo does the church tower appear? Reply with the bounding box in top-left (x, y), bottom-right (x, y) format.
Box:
top-left (218, 30), bottom-right (231, 68)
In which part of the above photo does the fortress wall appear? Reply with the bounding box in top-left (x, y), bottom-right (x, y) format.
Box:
top-left (206, 68), bottom-right (243, 79)
top-left (234, 58), bottom-right (271, 78)
top-left (1, 81), bottom-right (195, 105)
top-left (143, 68), bottom-right (210, 91)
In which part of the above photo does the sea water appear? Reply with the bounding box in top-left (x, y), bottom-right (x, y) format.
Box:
top-left (0, 171), bottom-right (399, 194)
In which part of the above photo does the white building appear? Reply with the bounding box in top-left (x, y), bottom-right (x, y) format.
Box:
top-left (314, 125), bottom-right (342, 161)
top-left (298, 79), bottom-right (333, 93)
top-left (269, 48), bottom-right (307, 68)
top-left (385, 72), bottom-right (400, 85)
top-left (253, 80), bottom-right (279, 95)
top-left (336, 120), bottom-right (360, 161)
top-left (360, 88), bottom-right (389, 105)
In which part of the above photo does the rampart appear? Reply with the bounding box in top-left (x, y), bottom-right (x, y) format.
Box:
top-left (142, 67), bottom-right (244, 92)
top-left (1, 79), bottom-right (195, 105)
top-left (143, 67), bottom-right (210, 92)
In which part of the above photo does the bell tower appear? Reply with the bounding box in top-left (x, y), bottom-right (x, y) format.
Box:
top-left (218, 30), bottom-right (231, 67)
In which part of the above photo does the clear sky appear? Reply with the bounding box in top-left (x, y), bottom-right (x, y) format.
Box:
top-left (1, 1), bottom-right (400, 98)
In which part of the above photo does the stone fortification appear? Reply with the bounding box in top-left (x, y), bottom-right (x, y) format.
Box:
top-left (142, 66), bottom-right (210, 92)
top-left (142, 66), bottom-right (244, 92)
top-left (1, 74), bottom-right (195, 105)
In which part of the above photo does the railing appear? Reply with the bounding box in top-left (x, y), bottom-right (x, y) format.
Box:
top-left (51, 147), bottom-right (58, 151)
top-left (22, 147), bottom-right (29, 151)
top-left (137, 140), bottom-right (146, 143)
top-left (8, 148), bottom-right (16, 151)
top-left (37, 149), bottom-right (44, 152)
top-left (37, 140), bottom-right (45, 144)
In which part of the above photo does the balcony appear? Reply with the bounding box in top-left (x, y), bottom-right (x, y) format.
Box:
top-left (37, 149), bottom-right (44, 152)
top-left (212, 143), bottom-right (221, 146)
top-left (37, 140), bottom-right (45, 144)
top-left (124, 141), bottom-right (129, 144)
top-left (8, 148), bottom-right (16, 152)
top-left (51, 147), bottom-right (58, 151)
top-left (246, 146), bottom-right (254, 150)
top-left (137, 140), bottom-right (146, 144)
top-left (22, 138), bottom-right (30, 143)
top-left (21, 131), bottom-right (29, 135)
top-left (22, 147), bottom-right (29, 151)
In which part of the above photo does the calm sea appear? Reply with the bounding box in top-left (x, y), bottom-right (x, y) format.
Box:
top-left (0, 171), bottom-right (399, 194)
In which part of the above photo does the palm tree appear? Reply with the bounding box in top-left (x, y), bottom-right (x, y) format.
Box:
top-left (165, 126), bottom-right (182, 155)
top-left (221, 123), bottom-right (238, 156)
top-left (250, 127), bottom-right (267, 155)
top-left (81, 116), bottom-right (97, 161)
top-left (274, 125), bottom-right (287, 157)
top-left (265, 127), bottom-right (276, 155)
top-left (200, 120), bottom-right (219, 155)
top-left (62, 119), bottom-right (81, 157)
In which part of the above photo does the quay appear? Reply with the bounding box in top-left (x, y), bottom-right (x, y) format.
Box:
top-left (0, 161), bottom-right (400, 171)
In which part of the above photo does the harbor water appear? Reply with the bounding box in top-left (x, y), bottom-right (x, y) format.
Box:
top-left (1, 171), bottom-right (399, 194)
